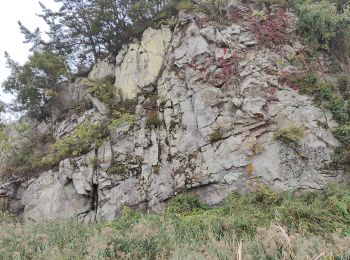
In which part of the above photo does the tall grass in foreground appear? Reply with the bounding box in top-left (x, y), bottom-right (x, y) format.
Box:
top-left (0, 185), bottom-right (350, 259)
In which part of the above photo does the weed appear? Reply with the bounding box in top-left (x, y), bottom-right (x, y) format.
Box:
top-left (86, 79), bottom-right (115, 106)
top-left (251, 9), bottom-right (288, 47)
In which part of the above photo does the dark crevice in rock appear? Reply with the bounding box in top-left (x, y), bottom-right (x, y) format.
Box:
top-left (76, 148), bottom-right (100, 222)
top-left (91, 183), bottom-right (98, 211)
top-left (92, 148), bottom-right (99, 222)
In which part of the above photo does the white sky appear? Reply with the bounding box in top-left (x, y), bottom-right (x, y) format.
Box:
top-left (0, 0), bottom-right (60, 104)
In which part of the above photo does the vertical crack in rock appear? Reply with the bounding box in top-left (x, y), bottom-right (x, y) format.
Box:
top-left (75, 148), bottom-right (99, 223)
top-left (91, 147), bottom-right (99, 223)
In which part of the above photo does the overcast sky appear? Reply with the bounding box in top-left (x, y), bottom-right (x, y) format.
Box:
top-left (0, 0), bottom-right (60, 104)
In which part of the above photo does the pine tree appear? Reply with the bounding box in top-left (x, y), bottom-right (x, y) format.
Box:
top-left (2, 51), bottom-right (69, 118)
top-left (19, 0), bottom-right (172, 72)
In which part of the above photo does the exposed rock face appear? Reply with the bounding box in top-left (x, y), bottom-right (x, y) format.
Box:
top-left (114, 27), bottom-right (172, 99)
top-left (22, 171), bottom-right (91, 220)
top-left (89, 54), bottom-right (116, 82)
top-left (0, 3), bottom-right (346, 220)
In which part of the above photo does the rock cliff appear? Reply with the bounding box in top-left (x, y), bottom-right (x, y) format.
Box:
top-left (0, 1), bottom-right (346, 221)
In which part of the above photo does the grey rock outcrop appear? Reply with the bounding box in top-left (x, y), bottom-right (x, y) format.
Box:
top-left (22, 171), bottom-right (91, 220)
top-left (0, 2), bottom-right (346, 221)
top-left (114, 26), bottom-right (172, 99)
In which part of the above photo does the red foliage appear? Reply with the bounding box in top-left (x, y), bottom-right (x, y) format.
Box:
top-left (226, 7), bottom-right (245, 23)
top-left (216, 52), bottom-right (239, 80)
top-left (267, 86), bottom-right (278, 101)
top-left (268, 86), bottom-right (277, 96)
top-left (189, 50), bottom-right (238, 86)
top-left (251, 9), bottom-right (288, 47)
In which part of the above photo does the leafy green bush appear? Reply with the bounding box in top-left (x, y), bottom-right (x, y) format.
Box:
top-left (315, 80), bottom-right (350, 167)
top-left (166, 195), bottom-right (208, 215)
top-left (285, 69), bottom-right (349, 168)
top-left (299, 72), bottom-right (319, 94)
top-left (334, 124), bottom-right (350, 165)
top-left (0, 123), bottom-right (54, 178)
top-left (293, 0), bottom-right (350, 50)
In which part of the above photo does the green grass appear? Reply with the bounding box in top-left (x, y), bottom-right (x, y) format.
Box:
top-left (1, 185), bottom-right (350, 259)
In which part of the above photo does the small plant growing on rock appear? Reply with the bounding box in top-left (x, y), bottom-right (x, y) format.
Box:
top-left (246, 164), bottom-right (254, 175)
top-left (252, 10), bottom-right (266, 18)
top-left (334, 124), bottom-right (350, 166)
top-left (103, 75), bottom-right (116, 84)
top-left (253, 0), bottom-right (288, 6)
top-left (145, 114), bottom-right (162, 129)
top-left (169, 120), bottom-right (179, 133)
top-left (90, 156), bottom-right (99, 168)
top-left (107, 162), bottom-right (127, 176)
top-left (86, 79), bottom-right (115, 106)
top-left (175, 0), bottom-right (194, 11)
top-left (274, 125), bottom-right (305, 143)
top-left (108, 111), bottom-right (135, 131)
top-left (209, 129), bottom-right (223, 143)
top-left (337, 73), bottom-right (350, 99)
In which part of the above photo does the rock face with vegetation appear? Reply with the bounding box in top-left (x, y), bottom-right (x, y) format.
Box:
top-left (0, 0), bottom-right (349, 222)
